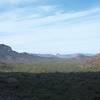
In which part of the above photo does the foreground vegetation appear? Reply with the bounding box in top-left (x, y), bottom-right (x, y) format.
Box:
top-left (0, 61), bottom-right (100, 100)
top-left (0, 61), bottom-right (100, 73)
top-left (0, 72), bottom-right (100, 100)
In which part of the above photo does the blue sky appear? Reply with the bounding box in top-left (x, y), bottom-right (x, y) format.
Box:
top-left (0, 0), bottom-right (100, 54)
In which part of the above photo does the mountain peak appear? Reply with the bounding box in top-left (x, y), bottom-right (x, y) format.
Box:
top-left (0, 44), bottom-right (12, 52)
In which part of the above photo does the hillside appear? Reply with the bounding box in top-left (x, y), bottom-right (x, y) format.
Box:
top-left (0, 44), bottom-right (55, 64)
top-left (86, 53), bottom-right (100, 67)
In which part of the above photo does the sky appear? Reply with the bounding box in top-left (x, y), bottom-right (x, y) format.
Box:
top-left (0, 0), bottom-right (100, 54)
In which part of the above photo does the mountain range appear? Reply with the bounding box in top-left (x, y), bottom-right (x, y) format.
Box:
top-left (0, 44), bottom-right (45, 64)
top-left (0, 44), bottom-right (95, 64)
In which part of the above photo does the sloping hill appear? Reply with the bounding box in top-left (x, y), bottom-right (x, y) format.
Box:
top-left (0, 44), bottom-right (46, 64)
top-left (86, 53), bottom-right (100, 67)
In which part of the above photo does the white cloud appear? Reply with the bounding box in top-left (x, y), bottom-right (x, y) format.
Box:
top-left (0, 16), bottom-right (100, 52)
top-left (0, 7), bottom-right (100, 32)
top-left (0, 7), bottom-right (100, 53)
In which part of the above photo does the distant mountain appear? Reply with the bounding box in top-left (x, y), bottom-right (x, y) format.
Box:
top-left (0, 44), bottom-right (94, 64)
top-left (56, 53), bottom-right (93, 59)
top-left (36, 54), bottom-right (56, 58)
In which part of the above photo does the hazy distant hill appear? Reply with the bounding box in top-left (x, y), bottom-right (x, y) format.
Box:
top-left (36, 54), bottom-right (56, 58)
top-left (56, 53), bottom-right (93, 59)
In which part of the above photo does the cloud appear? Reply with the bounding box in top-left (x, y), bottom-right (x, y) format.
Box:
top-left (31, 7), bottom-right (100, 26)
top-left (1, 24), bottom-right (100, 54)
top-left (0, 3), bottom-right (100, 53)
top-left (1, 21), bottom-right (100, 46)
top-left (0, 7), bottom-right (100, 32)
